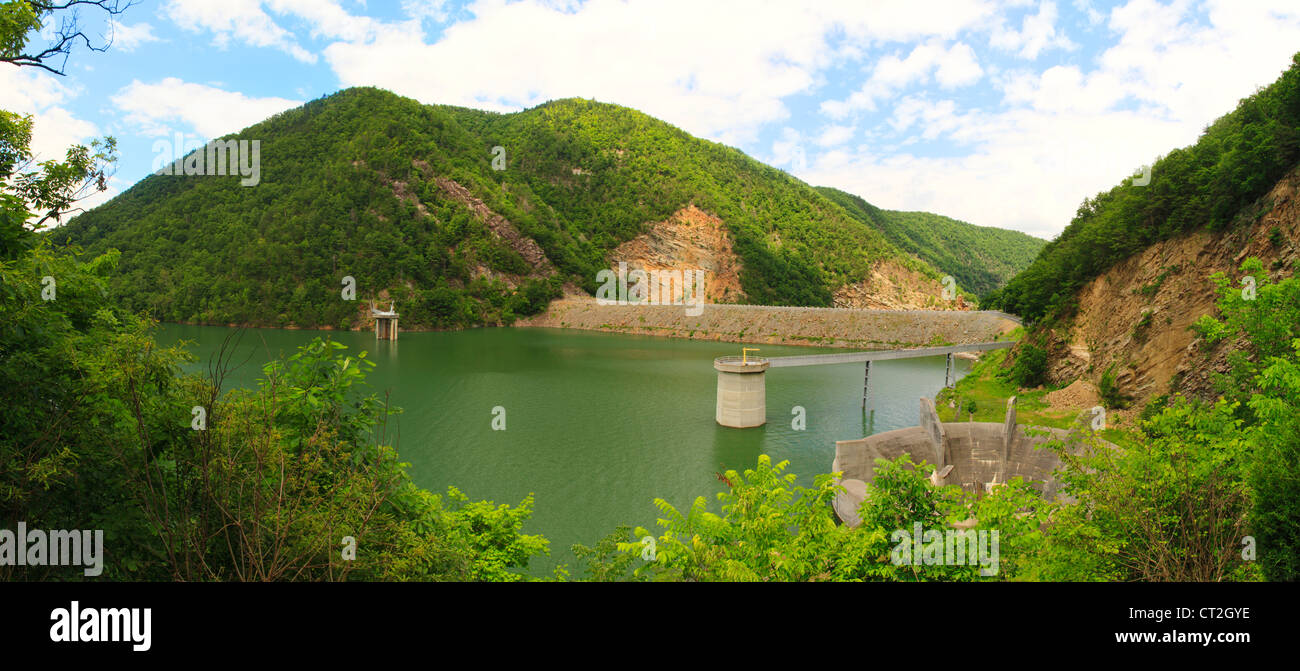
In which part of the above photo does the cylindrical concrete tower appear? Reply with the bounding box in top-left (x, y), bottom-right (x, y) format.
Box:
top-left (714, 356), bottom-right (769, 427)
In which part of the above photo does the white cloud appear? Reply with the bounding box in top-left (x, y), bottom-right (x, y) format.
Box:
top-left (770, 127), bottom-right (807, 171)
top-left (111, 78), bottom-right (302, 138)
top-left (165, 0), bottom-right (317, 62)
top-left (265, 0), bottom-right (393, 42)
top-left (402, 0), bottom-right (453, 24)
top-left (800, 0), bottom-right (1300, 238)
top-left (887, 96), bottom-right (974, 141)
top-left (316, 0), bottom-right (998, 146)
top-left (821, 40), bottom-right (984, 118)
top-left (110, 22), bottom-right (163, 51)
top-left (989, 0), bottom-right (1076, 60)
top-left (814, 124), bottom-right (856, 148)
top-left (936, 42), bottom-right (984, 86)
top-left (1073, 0), bottom-right (1106, 26)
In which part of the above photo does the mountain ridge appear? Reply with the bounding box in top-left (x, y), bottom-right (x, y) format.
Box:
top-left (815, 185), bottom-right (1047, 296)
top-left (57, 87), bottom-right (1041, 330)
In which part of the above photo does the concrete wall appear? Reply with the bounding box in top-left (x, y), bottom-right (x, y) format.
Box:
top-left (919, 397), bottom-right (947, 469)
top-left (1002, 396), bottom-right (1017, 460)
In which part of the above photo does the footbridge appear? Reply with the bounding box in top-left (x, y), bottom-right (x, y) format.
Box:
top-left (713, 340), bottom-right (1016, 428)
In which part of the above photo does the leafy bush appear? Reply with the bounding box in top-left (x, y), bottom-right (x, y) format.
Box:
top-left (577, 454), bottom-right (987, 582)
top-left (1026, 400), bottom-right (1257, 581)
top-left (1097, 363), bottom-right (1131, 409)
top-left (1191, 314), bottom-right (1229, 345)
top-left (1008, 340), bottom-right (1049, 388)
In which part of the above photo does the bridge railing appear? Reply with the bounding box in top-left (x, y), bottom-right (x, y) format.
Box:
top-left (714, 355), bottom-right (769, 366)
top-left (763, 341), bottom-right (1016, 368)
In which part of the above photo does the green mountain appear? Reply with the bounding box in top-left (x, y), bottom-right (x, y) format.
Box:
top-left (988, 53), bottom-right (1300, 323)
top-left (56, 88), bottom-right (959, 329)
top-left (815, 186), bottom-right (1046, 296)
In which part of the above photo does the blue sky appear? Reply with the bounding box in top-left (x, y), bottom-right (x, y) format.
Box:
top-left (6, 0), bottom-right (1300, 238)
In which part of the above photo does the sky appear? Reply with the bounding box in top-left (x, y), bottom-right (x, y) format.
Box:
top-left (5, 0), bottom-right (1300, 240)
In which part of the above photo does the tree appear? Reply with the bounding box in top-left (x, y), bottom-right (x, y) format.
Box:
top-left (579, 454), bottom-right (986, 582)
top-left (1195, 258), bottom-right (1300, 579)
top-left (1, 2), bottom-right (119, 242)
top-left (0, 1), bottom-right (134, 75)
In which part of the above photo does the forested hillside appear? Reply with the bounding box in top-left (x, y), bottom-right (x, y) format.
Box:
top-left (57, 88), bottom-right (963, 329)
top-left (816, 186), bottom-right (1046, 295)
top-left (986, 53), bottom-right (1300, 323)
top-left (966, 53), bottom-right (1300, 581)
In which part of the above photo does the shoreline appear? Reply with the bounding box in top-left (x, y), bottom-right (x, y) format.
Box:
top-left (161, 301), bottom-right (1020, 350)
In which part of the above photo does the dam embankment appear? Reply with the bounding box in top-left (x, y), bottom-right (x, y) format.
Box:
top-left (516, 299), bottom-right (1019, 349)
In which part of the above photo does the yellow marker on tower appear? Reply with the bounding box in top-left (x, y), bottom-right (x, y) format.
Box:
top-left (742, 347), bottom-right (760, 364)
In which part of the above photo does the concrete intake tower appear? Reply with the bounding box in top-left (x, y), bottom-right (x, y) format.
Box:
top-left (713, 355), bottom-right (769, 428)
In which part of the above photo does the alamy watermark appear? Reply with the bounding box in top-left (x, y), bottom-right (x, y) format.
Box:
top-left (152, 132), bottom-right (261, 186)
top-left (50, 601), bottom-right (151, 652)
top-left (1132, 164), bottom-right (1152, 187)
top-left (941, 275), bottom-right (957, 301)
top-left (891, 522), bottom-right (1000, 576)
top-left (0, 521), bottom-right (103, 576)
top-left (595, 262), bottom-right (707, 316)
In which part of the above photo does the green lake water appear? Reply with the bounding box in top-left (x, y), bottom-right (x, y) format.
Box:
top-left (157, 324), bottom-right (970, 577)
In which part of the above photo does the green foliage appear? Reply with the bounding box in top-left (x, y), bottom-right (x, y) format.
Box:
top-left (1193, 257), bottom-right (1300, 579)
top-left (437, 486), bottom-right (549, 581)
top-left (1029, 400), bottom-right (1256, 581)
top-left (0, 0), bottom-right (40, 62)
top-left (579, 454), bottom-right (989, 582)
top-left (817, 186), bottom-right (1047, 296)
top-left (1191, 313), bottom-right (1229, 345)
top-left (1246, 339), bottom-right (1300, 580)
top-left (990, 52), bottom-right (1300, 322)
top-left (571, 525), bottom-right (645, 582)
top-left (622, 454), bottom-right (850, 581)
top-left (1008, 339), bottom-right (1049, 388)
top-left (1139, 393), bottom-right (1171, 422)
top-left (1135, 266), bottom-right (1178, 297)
top-left (0, 81), bottom-right (551, 579)
top-left (1097, 363), bottom-right (1131, 409)
top-left (966, 478), bottom-right (1054, 580)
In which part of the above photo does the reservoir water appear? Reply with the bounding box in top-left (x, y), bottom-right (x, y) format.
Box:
top-left (157, 324), bottom-right (970, 576)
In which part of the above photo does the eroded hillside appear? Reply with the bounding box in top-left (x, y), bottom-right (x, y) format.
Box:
top-left (607, 205), bottom-right (744, 303)
top-left (1044, 164), bottom-right (1300, 412)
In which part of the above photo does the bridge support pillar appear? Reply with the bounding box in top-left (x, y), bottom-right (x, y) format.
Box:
top-left (861, 360), bottom-right (871, 409)
top-left (714, 358), bottom-right (770, 428)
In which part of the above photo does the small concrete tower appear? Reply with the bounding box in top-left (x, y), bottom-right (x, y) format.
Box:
top-left (372, 301), bottom-right (400, 340)
top-left (714, 353), bottom-right (769, 428)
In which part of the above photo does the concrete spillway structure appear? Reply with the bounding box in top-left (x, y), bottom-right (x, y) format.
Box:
top-left (714, 356), bottom-right (769, 428)
top-left (831, 397), bottom-right (1112, 527)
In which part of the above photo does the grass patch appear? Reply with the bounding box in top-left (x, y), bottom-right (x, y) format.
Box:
top-left (935, 348), bottom-right (1075, 430)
